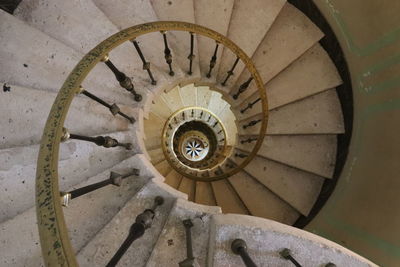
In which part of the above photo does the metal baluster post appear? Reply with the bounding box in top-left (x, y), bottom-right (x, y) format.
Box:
top-left (231, 239), bottom-right (258, 267)
top-left (132, 39), bottom-right (157, 85)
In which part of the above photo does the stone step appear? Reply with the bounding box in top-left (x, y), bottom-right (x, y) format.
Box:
top-left (161, 85), bottom-right (184, 111)
top-left (77, 178), bottom-right (184, 266)
top-left (177, 177), bottom-right (196, 202)
top-left (229, 3), bottom-right (324, 106)
top-left (195, 181), bottom-right (217, 206)
top-left (237, 134), bottom-right (337, 178)
top-left (238, 89), bottom-right (345, 135)
top-left (237, 154), bottom-right (324, 216)
top-left (154, 160), bottom-right (173, 177)
top-left (179, 83), bottom-right (197, 107)
top-left (144, 112), bottom-right (165, 139)
top-left (194, 0), bottom-right (234, 83)
top-left (0, 130), bottom-right (136, 223)
top-left (165, 169), bottom-right (183, 189)
top-left (146, 198), bottom-right (220, 267)
top-left (147, 147), bottom-right (165, 165)
top-left (150, 94), bottom-right (174, 120)
top-left (216, 0), bottom-right (286, 88)
top-left (234, 43), bottom-right (342, 120)
top-left (207, 91), bottom-right (228, 117)
top-left (211, 179), bottom-right (249, 215)
top-left (228, 171), bottom-right (300, 225)
top-left (150, 0), bottom-right (201, 79)
top-left (0, 83), bottom-right (135, 149)
top-left (208, 214), bottom-right (375, 266)
top-left (0, 154), bottom-right (154, 266)
top-left (0, 10), bottom-right (153, 107)
top-left (196, 85), bottom-right (213, 108)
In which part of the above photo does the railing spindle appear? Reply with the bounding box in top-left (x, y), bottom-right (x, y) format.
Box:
top-left (161, 31), bottom-right (174, 76)
top-left (77, 87), bottom-right (135, 123)
top-left (187, 32), bottom-right (195, 75)
top-left (233, 77), bottom-right (253, 100)
top-left (101, 55), bottom-right (142, 102)
top-left (240, 98), bottom-right (261, 113)
top-left (240, 137), bottom-right (257, 144)
top-left (207, 42), bottom-right (219, 78)
top-left (235, 153), bottom-right (248, 158)
top-left (242, 119), bottom-right (262, 129)
top-left (106, 196), bottom-right (164, 267)
top-left (60, 169), bottom-right (139, 207)
top-left (221, 57), bottom-right (240, 86)
top-left (179, 219), bottom-right (199, 267)
top-left (61, 128), bottom-right (133, 150)
top-left (279, 248), bottom-right (303, 267)
top-left (231, 239), bottom-right (258, 267)
top-left (132, 39), bottom-right (157, 85)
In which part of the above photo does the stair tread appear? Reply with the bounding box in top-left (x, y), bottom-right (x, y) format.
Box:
top-left (238, 134), bottom-right (337, 178)
top-left (240, 155), bottom-right (324, 216)
top-left (228, 171), bottom-right (300, 225)
top-left (194, 0), bottom-right (234, 82)
top-left (177, 177), bottom-right (196, 202)
top-left (211, 179), bottom-right (249, 215)
top-left (77, 179), bottom-right (177, 266)
top-left (230, 2), bottom-right (324, 105)
top-left (165, 169), bottom-right (183, 189)
top-left (195, 181), bottom-right (217, 206)
top-left (146, 198), bottom-right (220, 267)
top-left (207, 91), bottom-right (228, 117)
top-left (0, 130), bottom-right (136, 223)
top-left (196, 85), bottom-right (213, 108)
top-left (148, 147), bottom-right (165, 165)
top-left (238, 89), bottom-right (345, 135)
top-left (179, 83), bottom-right (198, 107)
top-left (151, 95), bottom-right (173, 119)
top-left (154, 160), bottom-right (172, 176)
top-left (217, 0), bottom-right (286, 87)
top-left (161, 85), bottom-right (185, 111)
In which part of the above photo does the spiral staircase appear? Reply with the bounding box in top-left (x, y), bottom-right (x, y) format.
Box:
top-left (0, 0), bottom-right (386, 266)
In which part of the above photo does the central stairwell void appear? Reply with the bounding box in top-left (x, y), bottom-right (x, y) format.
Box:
top-left (0, 0), bottom-right (378, 266)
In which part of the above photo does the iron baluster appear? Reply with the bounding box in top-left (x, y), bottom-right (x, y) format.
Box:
top-left (106, 196), bottom-right (164, 267)
top-left (207, 115), bottom-right (211, 122)
top-left (217, 129), bottom-right (223, 134)
top-left (187, 32), bottom-right (195, 75)
top-left (221, 57), bottom-right (240, 86)
top-left (231, 239), bottom-right (258, 267)
top-left (161, 31), bottom-right (174, 76)
top-left (241, 137), bottom-right (257, 144)
top-left (191, 109), bottom-right (194, 117)
top-left (213, 121), bottom-right (218, 128)
top-left (179, 219), bottom-right (199, 267)
top-left (199, 110), bottom-right (204, 119)
top-left (61, 128), bottom-right (133, 150)
top-left (132, 39), bottom-right (157, 85)
top-left (235, 153), bottom-right (248, 158)
top-left (77, 87), bottom-right (135, 123)
top-left (206, 42), bottom-right (219, 78)
top-left (60, 169), bottom-right (139, 207)
top-left (219, 138), bottom-right (225, 143)
top-left (279, 248), bottom-right (302, 267)
top-left (240, 98), bottom-right (261, 113)
top-left (233, 77), bottom-right (253, 100)
top-left (242, 119), bottom-right (262, 129)
top-left (101, 55), bottom-right (142, 102)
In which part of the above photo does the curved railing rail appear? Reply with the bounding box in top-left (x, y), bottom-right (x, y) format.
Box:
top-left (36, 21), bottom-right (267, 265)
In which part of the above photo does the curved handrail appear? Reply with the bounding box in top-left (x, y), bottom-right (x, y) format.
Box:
top-left (36, 21), bottom-right (267, 265)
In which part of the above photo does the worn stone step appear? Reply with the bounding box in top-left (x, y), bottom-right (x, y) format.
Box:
top-left (237, 154), bottom-right (324, 216)
top-left (161, 85), bottom-right (184, 111)
top-left (0, 83), bottom-right (135, 149)
top-left (146, 198), bottom-right (220, 267)
top-left (238, 89), bottom-right (344, 135)
top-left (196, 85), bottom-right (213, 108)
top-left (194, 0), bottom-right (234, 83)
top-left (211, 179), bottom-right (249, 215)
top-left (207, 91), bottom-right (228, 117)
top-left (165, 169), bottom-right (183, 189)
top-left (228, 171), bottom-right (300, 225)
top-left (195, 181), bottom-right (217, 206)
top-left (177, 177), bottom-right (196, 202)
top-left (216, 0), bottom-right (286, 87)
top-left (150, 94), bottom-right (174, 120)
top-left (77, 178), bottom-right (186, 266)
top-left (154, 160), bottom-right (173, 177)
top-left (179, 83), bottom-right (198, 107)
top-left (0, 130), bottom-right (136, 223)
top-left (230, 3), bottom-right (324, 106)
top-left (147, 147), bottom-right (165, 165)
top-left (238, 134), bottom-right (337, 178)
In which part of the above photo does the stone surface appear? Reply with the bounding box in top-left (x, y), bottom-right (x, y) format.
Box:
top-left (194, 0), bottom-right (234, 82)
top-left (207, 91), bottom-right (228, 117)
top-left (146, 198), bottom-right (221, 267)
top-left (230, 3), bottom-right (324, 105)
top-left (177, 177), bottom-right (196, 202)
top-left (238, 134), bottom-right (338, 178)
top-left (148, 147), bottom-right (165, 164)
top-left (77, 180), bottom-right (179, 266)
top-left (151, 94), bottom-right (173, 119)
top-left (161, 85), bottom-right (184, 111)
top-left (154, 160), bottom-right (172, 177)
top-left (209, 214), bottom-right (377, 267)
top-left (242, 154), bottom-right (324, 216)
top-left (228, 172), bottom-right (300, 224)
top-left (196, 85), bottom-right (213, 108)
top-left (0, 130), bottom-right (135, 223)
top-left (165, 169), bottom-right (183, 189)
top-left (179, 83), bottom-right (197, 107)
top-left (216, 0), bottom-right (286, 87)
top-left (195, 181), bottom-right (217, 206)
top-left (211, 179), bottom-right (249, 215)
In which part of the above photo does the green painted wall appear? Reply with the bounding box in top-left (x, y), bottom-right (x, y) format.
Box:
top-left (308, 1), bottom-right (400, 266)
